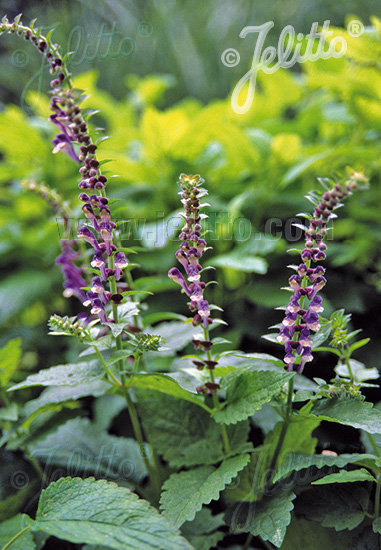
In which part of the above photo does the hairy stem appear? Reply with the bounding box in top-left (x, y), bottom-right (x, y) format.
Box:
top-left (268, 377), bottom-right (294, 479)
top-left (204, 328), bottom-right (231, 454)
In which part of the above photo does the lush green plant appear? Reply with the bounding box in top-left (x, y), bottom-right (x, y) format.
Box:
top-left (1, 13), bottom-right (381, 550)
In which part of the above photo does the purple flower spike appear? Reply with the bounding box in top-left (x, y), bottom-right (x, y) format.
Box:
top-left (77, 225), bottom-right (100, 251)
top-left (91, 250), bottom-right (107, 280)
top-left (168, 267), bottom-right (191, 295)
top-left (56, 240), bottom-right (87, 302)
top-left (114, 251), bottom-right (128, 280)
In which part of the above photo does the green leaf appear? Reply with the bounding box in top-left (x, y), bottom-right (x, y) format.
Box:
top-left (273, 452), bottom-right (380, 483)
top-left (335, 359), bottom-right (379, 383)
top-left (181, 508), bottom-right (225, 550)
top-left (0, 482), bottom-right (39, 522)
top-left (136, 390), bottom-right (248, 468)
top-left (296, 485), bottom-right (369, 531)
top-left (312, 468), bottom-right (376, 485)
top-left (310, 398), bottom-right (381, 434)
top-left (348, 338), bottom-right (371, 355)
top-left (8, 361), bottom-right (104, 391)
top-left (23, 380), bottom-right (110, 417)
top-left (181, 507), bottom-right (225, 536)
top-left (227, 415), bottom-right (319, 503)
top-left (232, 490), bottom-right (296, 548)
top-left (29, 417), bottom-right (147, 484)
top-left (373, 518), bottom-right (381, 534)
top-left (281, 517), bottom-right (353, 550)
top-left (127, 373), bottom-right (210, 410)
top-left (0, 338), bottom-right (22, 386)
top-left (214, 370), bottom-right (293, 424)
top-left (160, 454), bottom-right (250, 527)
top-left (0, 514), bottom-right (35, 550)
top-left (209, 254), bottom-right (267, 274)
top-left (27, 477), bottom-right (192, 549)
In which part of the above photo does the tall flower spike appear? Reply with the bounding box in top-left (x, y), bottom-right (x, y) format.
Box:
top-left (0, 16), bottom-right (130, 324)
top-left (277, 174), bottom-right (361, 373)
top-left (168, 174), bottom-right (213, 330)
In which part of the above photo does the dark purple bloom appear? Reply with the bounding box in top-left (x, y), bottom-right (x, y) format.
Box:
top-left (168, 267), bottom-right (190, 295)
top-left (52, 132), bottom-right (80, 162)
top-left (77, 225), bottom-right (100, 251)
top-left (114, 251), bottom-right (128, 280)
top-left (91, 251), bottom-right (107, 280)
top-left (55, 240), bottom-right (87, 302)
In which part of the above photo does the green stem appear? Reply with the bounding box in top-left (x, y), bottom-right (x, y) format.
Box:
top-left (107, 259), bottom-right (161, 501)
top-left (122, 388), bottom-right (161, 503)
top-left (343, 349), bottom-right (354, 382)
top-left (375, 477), bottom-right (381, 518)
top-left (268, 377), bottom-right (294, 479)
top-left (1, 526), bottom-right (31, 550)
top-left (93, 345), bottom-right (121, 386)
top-left (204, 328), bottom-right (230, 455)
top-left (242, 533), bottom-right (253, 550)
top-left (24, 447), bottom-right (48, 485)
top-left (367, 433), bottom-right (381, 458)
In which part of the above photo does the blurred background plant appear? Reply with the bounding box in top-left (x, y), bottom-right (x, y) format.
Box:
top-left (0, 0), bottom-right (380, 382)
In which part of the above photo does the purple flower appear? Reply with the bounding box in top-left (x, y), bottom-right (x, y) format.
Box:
top-left (55, 240), bottom-right (87, 302)
top-left (168, 267), bottom-right (190, 295)
top-left (52, 132), bottom-right (79, 162)
top-left (91, 251), bottom-right (107, 280)
top-left (77, 225), bottom-right (100, 251)
top-left (114, 251), bottom-right (128, 280)
top-left (91, 276), bottom-right (108, 304)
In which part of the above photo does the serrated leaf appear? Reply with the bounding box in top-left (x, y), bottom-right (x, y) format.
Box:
top-left (0, 338), bottom-right (22, 386)
top-left (312, 468), bottom-right (376, 485)
top-left (297, 485), bottom-right (369, 531)
top-left (240, 490), bottom-right (296, 548)
top-left (29, 417), bottom-right (147, 484)
top-left (127, 373), bottom-right (210, 410)
top-left (136, 390), bottom-right (248, 467)
top-left (8, 361), bottom-right (104, 391)
top-left (0, 514), bottom-right (35, 550)
top-left (335, 359), bottom-right (379, 383)
top-left (27, 477), bottom-right (192, 549)
top-left (273, 452), bottom-right (380, 483)
top-left (23, 380), bottom-right (110, 417)
top-left (281, 516), bottom-right (353, 550)
top-left (160, 454), bottom-right (250, 527)
top-left (214, 371), bottom-right (293, 424)
top-left (310, 398), bottom-right (381, 433)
